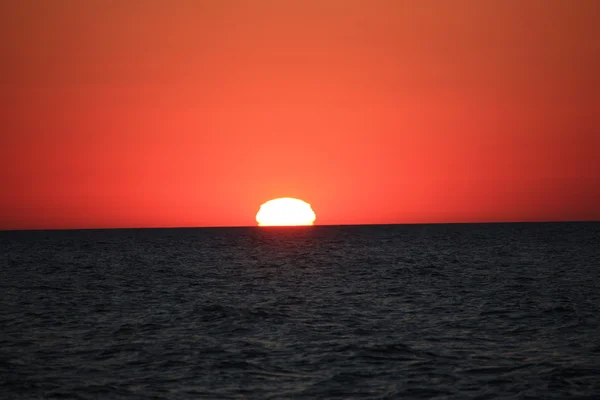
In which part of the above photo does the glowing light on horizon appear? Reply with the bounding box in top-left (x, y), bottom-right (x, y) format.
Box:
top-left (256, 198), bottom-right (316, 226)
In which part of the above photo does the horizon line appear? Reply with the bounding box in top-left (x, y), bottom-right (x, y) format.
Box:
top-left (1, 219), bottom-right (598, 233)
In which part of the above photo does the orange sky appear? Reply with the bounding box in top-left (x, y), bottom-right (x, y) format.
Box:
top-left (1, 0), bottom-right (598, 229)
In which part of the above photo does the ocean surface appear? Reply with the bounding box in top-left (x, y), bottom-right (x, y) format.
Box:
top-left (1, 222), bottom-right (599, 399)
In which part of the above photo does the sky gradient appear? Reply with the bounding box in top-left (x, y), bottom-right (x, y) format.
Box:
top-left (1, 0), bottom-right (598, 229)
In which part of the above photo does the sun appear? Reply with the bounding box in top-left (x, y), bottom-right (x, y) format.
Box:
top-left (256, 198), bottom-right (316, 226)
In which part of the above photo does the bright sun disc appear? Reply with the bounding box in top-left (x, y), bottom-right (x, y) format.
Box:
top-left (256, 198), bottom-right (316, 226)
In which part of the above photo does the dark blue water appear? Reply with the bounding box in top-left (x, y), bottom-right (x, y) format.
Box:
top-left (1, 223), bottom-right (599, 399)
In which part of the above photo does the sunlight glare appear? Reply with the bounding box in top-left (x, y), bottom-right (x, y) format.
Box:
top-left (256, 198), bottom-right (316, 226)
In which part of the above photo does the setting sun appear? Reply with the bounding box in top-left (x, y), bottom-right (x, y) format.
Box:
top-left (256, 198), bottom-right (316, 226)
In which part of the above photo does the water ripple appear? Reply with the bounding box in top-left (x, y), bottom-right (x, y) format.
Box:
top-left (1, 223), bottom-right (599, 399)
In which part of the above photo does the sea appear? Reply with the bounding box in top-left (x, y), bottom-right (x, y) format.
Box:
top-left (1, 222), bottom-right (599, 399)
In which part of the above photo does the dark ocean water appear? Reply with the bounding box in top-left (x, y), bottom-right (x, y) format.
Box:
top-left (1, 223), bottom-right (599, 399)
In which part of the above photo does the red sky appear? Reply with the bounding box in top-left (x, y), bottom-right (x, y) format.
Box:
top-left (1, 0), bottom-right (598, 230)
